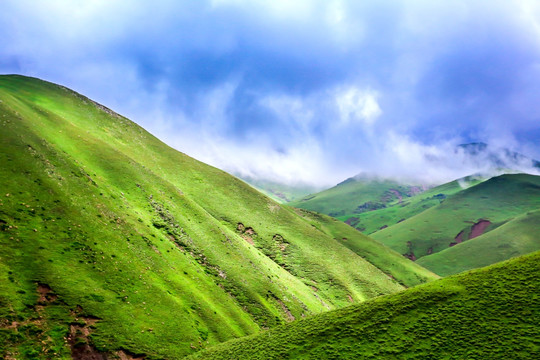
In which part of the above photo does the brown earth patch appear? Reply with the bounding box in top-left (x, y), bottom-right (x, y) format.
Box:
top-left (276, 299), bottom-right (295, 322)
top-left (37, 283), bottom-right (58, 304)
top-left (469, 219), bottom-right (491, 239)
top-left (347, 295), bottom-right (354, 303)
top-left (403, 252), bottom-right (416, 261)
top-left (389, 189), bottom-right (403, 203)
top-left (345, 217), bottom-right (359, 226)
top-left (450, 230), bottom-right (465, 247)
top-left (241, 234), bottom-right (254, 245)
top-left (403, 241), bottom-right (416, 261)
top-left (68, 314), bottom-right (108, 360)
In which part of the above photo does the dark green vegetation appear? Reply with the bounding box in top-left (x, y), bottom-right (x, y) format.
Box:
top-left (290, 176), bottom-right (425, 217)
top-left (0, 75), bottom-right (436, 358)
top-left (188, 251), bottom-right (540, 359)
top-left (373, 174), bottom-right (540, 274)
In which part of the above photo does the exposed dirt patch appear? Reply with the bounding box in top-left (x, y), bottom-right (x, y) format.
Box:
top-left (237, 223), bottom-right (256, 245)
top-left (68, 315), bottom-right (107, 360)
top-left (450, 230), bottom-right (465, 247)
top-left (379, 225), bottom-right (388, 230)
top-left (403, 241), bottom-right (416, 261)
top-left (37, 283), bottom-right (58, 304)
top-left (469, 219), bottom-right (491, 239)
top-left (347, 295), bottom-right (354, 303)
top-left (388, 189), bottom-right (403, 203)
top-left (345, 217), bottom-right (358, 226)
top-left (404, 253), bottom-right (416, 261)
top-left (276, 299), bottom-right (295, 322)
top-left (427, 247), bottom-right (433, 255)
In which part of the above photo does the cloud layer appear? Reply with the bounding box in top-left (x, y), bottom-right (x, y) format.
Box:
top-left (2, 0), bottom-right (540, 186)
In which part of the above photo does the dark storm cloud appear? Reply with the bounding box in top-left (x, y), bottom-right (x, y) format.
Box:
top-left (1, 0), bottom-right (540, 185)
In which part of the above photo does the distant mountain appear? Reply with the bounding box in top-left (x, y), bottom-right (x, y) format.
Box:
top-left (455, 142), bottom-right (540, 172)
top-left (189, 251), bottom-right (540, 359)
top-left (0, 75), bottom-right (436, 358)
top-left (342, 174), bottom-right (484, 235)
top-left (237, 176), bottom-right (322, 203)
top-left (289, 176), bottom-right (426, 217)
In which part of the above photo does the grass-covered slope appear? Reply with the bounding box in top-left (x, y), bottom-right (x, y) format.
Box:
top-left (0, 75), bottom-right (435, 358)
top-left (372, 174), bottom-right (540, 262)
top-left (290, 176), bottom-right (423, 217)
top-left (292, 209), bottom-right (437, 288)
top-left (338, 176), bottom-right (483, 234)
top-left (188, 250), bottom-right (540, 359)
top-left (417, 209), bottom-right (540, 276)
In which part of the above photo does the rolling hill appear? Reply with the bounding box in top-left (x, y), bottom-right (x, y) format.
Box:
top-left (289, 175), bottom-right (425, 217)
top-left (417, 208), bottom-right (540, 276)
top-left (0, 75), bottom-right (436, 358)
top-left (337, 175), bottom-right (484, 234)
top-left (188, 250), bottom-right (540, 359)
top-left (372, 173), bottom-right (540, 273)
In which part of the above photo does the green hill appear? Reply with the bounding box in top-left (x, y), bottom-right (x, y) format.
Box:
top-left (0, 75), bottom-right (436, 358)
top-left (188, 250), bottom-right (540, 359)
top-left (337, 175), bottom-right (483, 234)
top-left (417, 209), bottom-right (540, 276)
top-left (372, 173), bottom-right (540, 268)
top-left (290, 176), bottom-right (425, 217)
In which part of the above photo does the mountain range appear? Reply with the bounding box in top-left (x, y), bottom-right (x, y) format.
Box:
top-left (1, 75), bottom-right (538, 359)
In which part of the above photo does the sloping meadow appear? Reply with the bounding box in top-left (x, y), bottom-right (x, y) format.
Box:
top-left (0, 75), bottom-right (436, 358)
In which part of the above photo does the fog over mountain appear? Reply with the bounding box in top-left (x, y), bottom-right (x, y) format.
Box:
top-left (2, 0), bottom-right (540, 185)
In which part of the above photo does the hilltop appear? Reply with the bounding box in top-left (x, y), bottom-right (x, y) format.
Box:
top-left (0, 75), bottom-right (436, 358)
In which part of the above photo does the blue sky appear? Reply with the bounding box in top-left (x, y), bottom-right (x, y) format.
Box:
top-left (2, 0), bottom-right (540, 185)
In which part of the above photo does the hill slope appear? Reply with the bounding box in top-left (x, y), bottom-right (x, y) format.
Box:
top-left (188, 250), bottom-right (540, 359)
top-left (290, 176), bottom-right (424, 217)
top-left (0, 75), bottom-right (436, 358)
top-left (417, 209), bottom-right (540, 276)
top-left (338, 175), bottom-right (483, 234)
top-left (372, 174), bottom-right (540, 261)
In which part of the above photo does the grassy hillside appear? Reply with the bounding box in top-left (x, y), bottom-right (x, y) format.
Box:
top-left (372, 174), bottom-right (540, 262)
top-left (290, 176), bottom-right (424, 217)
top-left (0, 75), bottom-right (435, 358)
top-left (338, 176), bottom-right (483, 234)
top-left (417, 209), bottom-right (540, 276)
top-left (188, 250), bottom-right (540, 359)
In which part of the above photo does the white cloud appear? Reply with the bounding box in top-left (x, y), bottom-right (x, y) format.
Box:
top-left (335, 87), bottom-right (382, 126)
